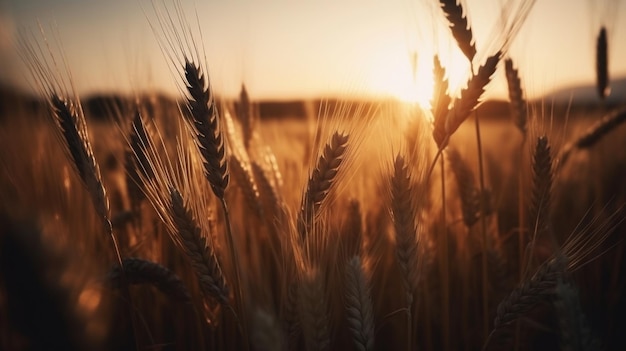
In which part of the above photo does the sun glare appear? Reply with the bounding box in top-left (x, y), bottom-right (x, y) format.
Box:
top-left (365, 46), bottom-right (472, 111)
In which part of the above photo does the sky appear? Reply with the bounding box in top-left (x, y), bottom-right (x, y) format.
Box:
top-left (0, 0), bottom-right (624, 103)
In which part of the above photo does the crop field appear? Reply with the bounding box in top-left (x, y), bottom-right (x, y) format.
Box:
top-left (1, 1), bottom-right (626, 350)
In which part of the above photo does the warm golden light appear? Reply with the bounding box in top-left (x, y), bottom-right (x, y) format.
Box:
top-left (365, 51), bottom-right (434, 108)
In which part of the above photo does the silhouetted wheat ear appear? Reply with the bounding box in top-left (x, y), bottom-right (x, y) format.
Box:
top-left (169, 188), bottom-right (230, 307)
top-left (108, 257), bottom-right (191, 302)
top-left (125, 110), bottom-right (154, 216)
top-left (432, 55), bottom-right (451, 145)
top-left (447, 148), bottom-right (481, 228)
top-left (439, 0), bottom-right (476, 62)
top-left (298, 131), bottom-right (350, 239)
top-left (345, 256), bottom-right (375, 351)
top-left (493, 254), bottom-right (566, 331)
top-left (298, 269), bottom-right (331, 351)
top-left (184, 60), bottom-right (229, 199)
top-left (529, 136), bottom-right (553, 240)
top-left (596, 26), bottom-right (609, 100)
top-left (560, 107), bottom-right (626, 166)
top-left (229, 154), bottom-right (263, 216)
top-left (504, 58), bottom-right (527, 135)
top-left (50, 94), bottom-right (111, 234)
top-left (434, 52), bottom-right (501, 148)
top-left (554, 279), bottom-right (601, 351)
top-left (235, 84), bottom-right (257, 150)
top-left (391, 154), bottom-right (419, 307)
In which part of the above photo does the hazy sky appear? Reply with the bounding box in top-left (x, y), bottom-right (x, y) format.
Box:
top-left (0, 0), bottom-right (624, 103)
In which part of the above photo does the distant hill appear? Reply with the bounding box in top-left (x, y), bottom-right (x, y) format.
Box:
top-left (543, 76), bottom-right (626, 105)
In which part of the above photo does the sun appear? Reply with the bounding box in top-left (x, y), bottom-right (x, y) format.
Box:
top-left (364, 46), bottom-right (473, 111)
top-left (365, 52), bottom-right (434, 108)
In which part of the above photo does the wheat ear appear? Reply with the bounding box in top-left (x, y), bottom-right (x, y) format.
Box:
top-left (183, 60), bottom-right (229, 199)
top-left (235, 84), bottom-right (257, 150)
top-left (229, 153), bottom-right (263, 216)
top-left (529, 136), bottom-right (553, 255)
top-left (124, 110), bottom-right (154, 221)
top-left (560, 107), bottom-right (626, 165)
top-left (391, 155), bottom-right (420, 305)
top-left (184, 60), bottom-right (247, 345)
top-left (298, 131), bottom-right (350, 239)
top-left (492, 255), bottom-right (566, 331)
top-left (298, 268), bottom-right (331, 351)
top-left (439, 0), bottom-right (476, 62)
top-left (344, 256), bottom-right (375, 351)
top-left (432, 55), bottom-right (451, 145)
top-left (169, 188), bottom-right (230, 307)
top-left (107, 257), bottom-right (191, 303)
top-left (504, 58), bottom-right (527, 135)
top-left (447, 148), bottom-right (481, 228)
top-left (433, 52), bottom-right (501, 148)
top-left (51, 94), bottom-right (111, 235)
top-left (390, 154), bottom-right (420, 351)
top-left (596, 26), bottom-right (609, 100)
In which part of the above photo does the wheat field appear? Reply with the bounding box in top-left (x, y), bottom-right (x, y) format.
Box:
top-left (1, 1), bottom-right (626, 351)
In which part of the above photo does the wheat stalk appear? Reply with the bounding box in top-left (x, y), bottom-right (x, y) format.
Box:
top-left (184, 60), bottom-right (230, 200)
top-left (235, 84), bottom-right (257, 151)
top-left (107, 257), bottom-right (191, 303)
top-left (596, 26), bottom-right (609, 100)
top-left (560, 106), bottom-right (626, 165)
top-left (439, 0), bottom-right (476, 62)
top-left (344, 256), bottom-right (375, 351)
top-left (490, 255), bottom-right (567, 336)
top-left (529, 136), bottom-right (553, 255)
top-left (432, 55), bottom-right (451, 146)
top-left (50, 95), bottom-right (112, 235)
top-left (170, 187), bottom-right (230, 307)
top-left (298, 131), bottom-right (350, 240)
top-left (298, 268), bottom-right (330, 351)
top-left (124, 109), bottom-right (154, 221)
top-left (390, 154), bottom-right (420, 351)
top-left (433, 52), bottom-right (501, 148)
top-left (229, 153), bottom-right (263, 216)
top-left (391, 154), bottom-right (420, 304)
top-left (447, 148), bottom-right (481, 228)
top-left (504, 58), bottom-right (527, 135)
